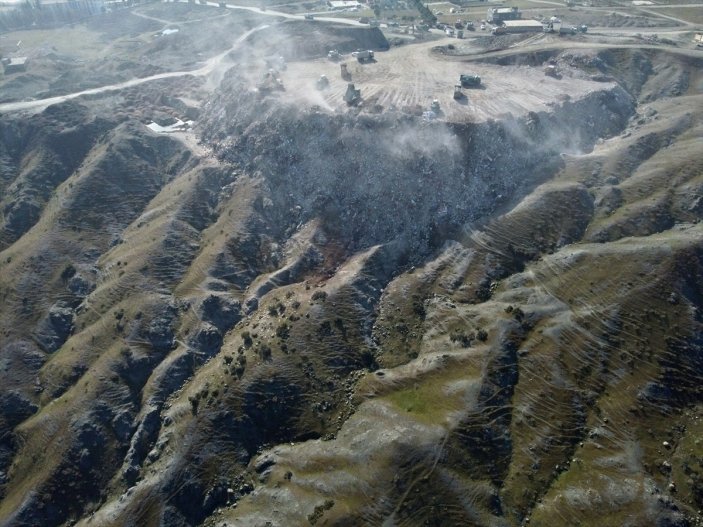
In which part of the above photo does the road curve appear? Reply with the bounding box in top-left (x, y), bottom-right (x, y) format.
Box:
top-left (2, 0), bottom-right (700, 114)
top-left (0, 23), bottom-right (269, 114)
top-left (0, 0), bottom-right (369, 114)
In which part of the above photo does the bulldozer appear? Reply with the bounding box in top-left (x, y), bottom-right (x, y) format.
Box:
top-left (459, 73), bottom-right (481, 87)
top-left (544, 62), bottom-right (561, 78)
top-left (344, 83), bottom-right (361, 105)
top-left (257, 69), bottom-right (284, 93)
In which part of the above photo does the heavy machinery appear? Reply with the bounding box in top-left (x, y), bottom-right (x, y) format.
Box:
top-left (457, 29), bottom-right (464, 38)
top-left (304, 13), bottom-right (314, 20)
top-left (459, 73), bottom-right (481, 87)
top-left (430, 99), bottom-right (440, 112)
top-left (453, 84), bottom-right (464, 100)
top-left (316, 74), bottom-right (329, 90)
top-left (344, 83), bottom-right (361, 105)
top-left (257, 69), bottom-right (284, 92)
top-left (352, 49), bottom-right (374, 63)
top-left (340, 63), bottom-right (351, 80)
top-left (327, 50), bottom-right (341, 61)
top-left (544, 63), bottom-right (560, 78)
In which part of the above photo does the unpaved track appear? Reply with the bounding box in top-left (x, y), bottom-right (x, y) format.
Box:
top-left (196, 0), bottom-right (364, 26)
top-left (2, 0), bottom-right (698, 115)
top-left (0, 0), bottom-right (363, 114)
top-left (0, 23), bottom-right (270, 114)
top-left (458, 39), bottom-right (703, 61)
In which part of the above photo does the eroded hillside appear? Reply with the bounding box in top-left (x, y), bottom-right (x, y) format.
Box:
top-left (0, 5), bottom-right (702, 527)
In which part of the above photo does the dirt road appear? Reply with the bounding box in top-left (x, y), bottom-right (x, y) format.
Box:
top-left (0, 23), bottom-right (270, 114)
top-left (3, 0), bottom-right (698, 116)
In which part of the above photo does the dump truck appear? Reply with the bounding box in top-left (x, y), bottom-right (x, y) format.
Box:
top-left (459, 73), bottom-right (481, 87)
top-left (344, 83), bottom-right (361, 105)
top-left (352, 49), bottom-right (374, 63)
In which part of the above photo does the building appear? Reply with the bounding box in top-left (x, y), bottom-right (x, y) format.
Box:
top-left (486, 6), bottom-right (520, 23)
top-left (1, 57), bottom-right (28, 74)
top-left (328, 0), bottom-right (362, 9)
top-left (501, 19), bottom-right (545, 33)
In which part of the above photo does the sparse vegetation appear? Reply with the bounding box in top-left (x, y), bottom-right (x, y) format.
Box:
top-left (0, 5), bottom-right (700, 527)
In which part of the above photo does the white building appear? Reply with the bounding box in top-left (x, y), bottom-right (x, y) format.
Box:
top-left (328, 0), bottom-right (362, 9)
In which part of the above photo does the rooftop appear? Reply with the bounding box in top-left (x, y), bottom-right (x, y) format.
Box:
top-left (502, 19), bottom-right (544, 27)
top-left (328, 0), bottom-right (362, 7)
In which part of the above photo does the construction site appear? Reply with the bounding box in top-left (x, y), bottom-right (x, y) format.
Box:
top-left (0, 0), bottom-right (702, 525)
